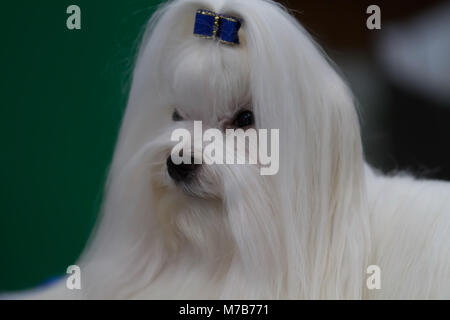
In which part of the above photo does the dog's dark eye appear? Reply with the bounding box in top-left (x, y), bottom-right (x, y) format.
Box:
top-left (232, 110), bottom-right (254, 128)
top-left (172, 110), bottom-right (183, 121)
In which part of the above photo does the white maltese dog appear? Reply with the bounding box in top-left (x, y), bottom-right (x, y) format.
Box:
top-left (18, 0), bottom-right (450, 299)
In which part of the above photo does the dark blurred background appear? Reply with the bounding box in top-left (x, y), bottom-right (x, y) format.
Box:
top-left (1, 0), bottom-right (449, 292)
top-left (281, 0), bottom-right (450, 179)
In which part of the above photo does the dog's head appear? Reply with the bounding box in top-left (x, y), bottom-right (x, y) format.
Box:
top-left (83, 0), bottom-right (369, 298)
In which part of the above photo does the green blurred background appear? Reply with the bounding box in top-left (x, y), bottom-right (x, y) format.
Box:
top-left (0, 0), bottom-right (161, 292)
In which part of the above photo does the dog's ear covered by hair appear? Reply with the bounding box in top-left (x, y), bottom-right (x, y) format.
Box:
top-left (236, 0), bottom-right (371, 298)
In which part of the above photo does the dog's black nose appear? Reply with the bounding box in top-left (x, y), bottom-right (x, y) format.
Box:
top-left (166, 156), bottom-right (199, 182)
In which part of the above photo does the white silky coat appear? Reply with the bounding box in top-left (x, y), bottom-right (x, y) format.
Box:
top-left (13, 0), bottom-right (450, 299)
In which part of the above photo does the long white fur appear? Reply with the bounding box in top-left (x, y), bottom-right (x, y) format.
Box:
top-left (14, 0), bottom-right (450, 299)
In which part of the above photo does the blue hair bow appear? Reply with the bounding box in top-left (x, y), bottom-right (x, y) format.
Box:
top-left (193, 9), bottom-right (242, 45)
